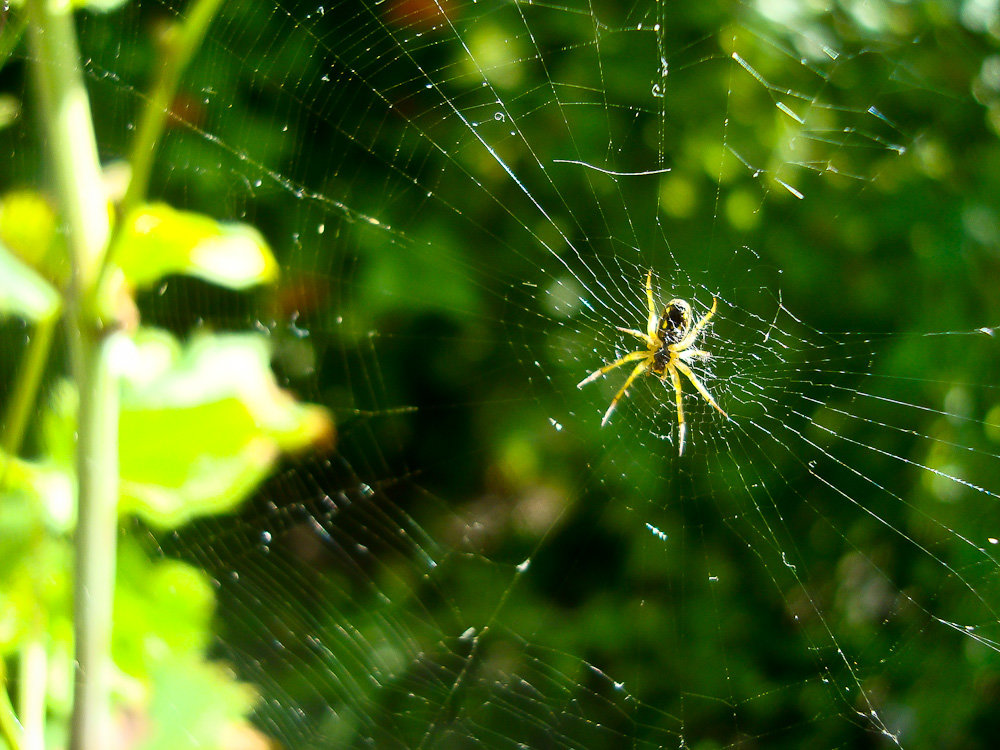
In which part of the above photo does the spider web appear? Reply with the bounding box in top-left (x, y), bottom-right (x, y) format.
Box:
top-left (14, 0), bottom-right (1000, 746)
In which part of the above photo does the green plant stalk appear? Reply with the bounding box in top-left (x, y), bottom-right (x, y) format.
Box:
top-left (26, 3), bottom-right (116, 750)
top-left (26, 0), bottom-right (108, 293)
top-left (0, 662), bottom-right (25, 750)
top-left (66, 331), bottom-right (119, 750)
top-left (111, 0), bottom-right (223, 238)
top-left (0, 315), bottom-right (57, 476)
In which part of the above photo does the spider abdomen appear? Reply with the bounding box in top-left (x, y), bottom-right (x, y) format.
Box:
top-left (658, 299), bottom-right (692, 344)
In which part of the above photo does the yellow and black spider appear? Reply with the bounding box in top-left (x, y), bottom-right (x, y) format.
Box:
top-left (577, 269), bottom-right (727, 455)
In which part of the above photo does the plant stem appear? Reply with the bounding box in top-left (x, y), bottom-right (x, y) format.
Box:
top-left (26, 3), bottom-right (116, 750)
top-left (0, 662), bottom-right (25, 750)
top-left (0, 315), bottom-right (57, 479)
top-left (66, 330), bottom-right (119, 750)
top-left (26, 0), bottom-right (108, 293)
top-left (110, 0), bottom-right (223, 236)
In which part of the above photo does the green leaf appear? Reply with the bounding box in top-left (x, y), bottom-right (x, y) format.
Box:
top-left (115, 329), bottom-right (333, 528)
top-left (112, 539), bottom-right (263, 749)
top-left (72, 0), bottom-right (131, 12)
top-left (139, 654), bottom-right (260, 750)
top-left (113, 538), bottom-right (215, 676)
top-left (0, 240), bottom-right (61, 322)
top-left (37, 328), bottom-right (333, 529)
top-left (0, 190), bottom-right (60, 276)
top-left (0, 463), bottom-right (73, 653)
top-left (115, 203), bottom-right (278, 291)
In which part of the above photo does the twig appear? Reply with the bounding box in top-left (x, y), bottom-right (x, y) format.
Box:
top-left (26, 4), bottom-right (116, 750)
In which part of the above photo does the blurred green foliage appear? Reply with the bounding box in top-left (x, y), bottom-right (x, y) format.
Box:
top-left (0, 2), bottom-right (332, 746)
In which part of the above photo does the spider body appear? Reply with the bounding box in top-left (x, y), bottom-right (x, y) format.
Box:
top-left (577, 270), bottom-right (727, 455)
top-left (651, 299), bottom-right (691, 374)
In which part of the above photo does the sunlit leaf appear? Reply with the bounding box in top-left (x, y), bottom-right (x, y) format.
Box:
top-left (139, 654), bottom-right (260, 750)
top-left (113, 538), bottom-right (215, 676)
top-left (0, 191), bottom-right (59, 274)
top-left (116, 203), bottom-right (278, 291)
top-left (115, 329), bottom-right (333, 528)
top-left (110, 538), bottom-right (262, 750)
top-left (37, 329), bottom-right (332, 529)
top-left (72, 0), bottom-right (131, 13)
top-left (111, 542), bottom-right (262, 750)
top-left (0, 464), bottom-right (73, 653)
top-left (0, 240), bottom-right (60, 321)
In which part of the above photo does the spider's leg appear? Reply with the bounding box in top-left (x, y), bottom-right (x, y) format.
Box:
top-left (601, 358), bottom-right (651, 426)
top-left (672, 297), bottom-right (718, 351)
top-left (577, 349), bottom-right (649, 389)
top-left (645, 269), bottom-right (658, 338)
top-left (616, 326), bottom-right (655, 346)
top-left (675, 360), bottom-right (727, 418)
top-left (667, 365), bottom-right (686, 456)
top-left (680, 348), bottom-right (711, 361)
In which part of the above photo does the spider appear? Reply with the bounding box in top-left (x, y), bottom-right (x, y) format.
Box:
top-left (577, 269), bottom-right (727, 455)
